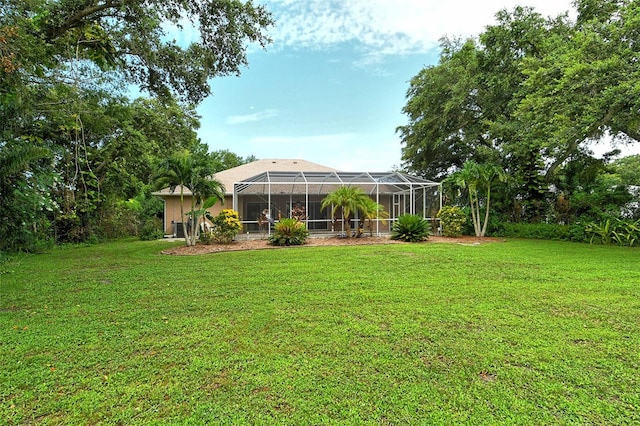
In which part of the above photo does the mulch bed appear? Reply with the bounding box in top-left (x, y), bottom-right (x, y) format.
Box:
top-left (161, 235), bottom-right (503, 256)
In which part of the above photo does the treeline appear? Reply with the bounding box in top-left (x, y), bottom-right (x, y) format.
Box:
top-left (0, 0), bottom-right (273, 252)
top-left (399, 0), bottom-right (640, 233)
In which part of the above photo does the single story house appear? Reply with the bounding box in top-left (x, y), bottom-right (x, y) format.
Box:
top-left (153, 158), bottom-right (441, 237)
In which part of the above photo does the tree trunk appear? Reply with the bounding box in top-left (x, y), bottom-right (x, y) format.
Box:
top-left (480, 186), bottom-right (491, 237)
top-left (179, 188), bottom-right (190, 246)
top-left (344, 214), bottom-right (352, 238)
top-left (469, 190), bottom-right (481, 237)
top-left (187, 197), bottom-right (198, 246)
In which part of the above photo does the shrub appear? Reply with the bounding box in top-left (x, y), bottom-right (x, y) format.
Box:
top-left (391, 214), bottom-right (430, 242)
top-left (437, 206), bottom-right (467, 237)
top-left (139, 218), bottom-right (164, 241)
top-left (210, 209), bottom-right (242, 244)
top-left (268, 218), bottom-right (309, 246)
top-left (585, 218), bottom-right (640, 246)
top-left (612, 219), bottom-right (640, 247)
top-left (493, 222), bottom-right (586, 242)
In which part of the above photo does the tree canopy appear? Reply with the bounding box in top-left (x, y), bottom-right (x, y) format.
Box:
top-left (6, 0), bottom-right (274, 103)
top-left (398, 0), bottom-right (640, 226)
top-left (0, 0), bottom-right (272, 251)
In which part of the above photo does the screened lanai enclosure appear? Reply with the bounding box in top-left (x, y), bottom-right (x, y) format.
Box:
top-left (232, 171), bottom-right (442, 236)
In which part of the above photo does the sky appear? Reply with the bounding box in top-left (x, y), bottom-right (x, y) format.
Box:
top-left (196, 0), bottom-right (577, 172)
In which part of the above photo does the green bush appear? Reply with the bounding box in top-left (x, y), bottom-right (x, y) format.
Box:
top-left (585, 218), bottom-right (640, 246)
top-left (437, 206), bottom-right (467, 237)
top-left (391, 214), bottom-right (430, 242)
top-left (493, 222), bottom-right (586, 242)
top-left (268, 218), bottom-right (309, 246)
top-left (139, 218), bottom-right (165, 241)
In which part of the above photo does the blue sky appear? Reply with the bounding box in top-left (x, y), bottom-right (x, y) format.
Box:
top-left (196, 0), bottom-right (575, 172)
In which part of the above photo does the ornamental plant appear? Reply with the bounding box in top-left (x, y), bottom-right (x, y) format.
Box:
top-left (268, 218), bottom-right (309, 246)
top-left (437, 206), bottom-right (467, 237)
top-left (391, 214), bottom-right (430, 242)
top-left (585, 218), bottom-right (640, 247)
top-left (210, 209), bottom-right (242, 244)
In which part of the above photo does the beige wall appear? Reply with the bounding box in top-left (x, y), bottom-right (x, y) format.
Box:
top-left (161, 195), bottom-right (232, 235)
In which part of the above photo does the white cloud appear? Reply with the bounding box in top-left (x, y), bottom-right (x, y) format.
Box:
top-left (264, 0), bottom-right (574, 61)
top-left (226, 109), bottom-right (279, 125)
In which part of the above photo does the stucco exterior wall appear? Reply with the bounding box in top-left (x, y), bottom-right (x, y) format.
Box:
top-left (161, 195), bottom-right (232, 235)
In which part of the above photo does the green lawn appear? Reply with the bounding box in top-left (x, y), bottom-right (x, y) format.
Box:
top-left (1, 239), bottom-right (639, 424)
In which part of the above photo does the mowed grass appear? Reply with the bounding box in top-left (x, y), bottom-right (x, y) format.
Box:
top-left (1, 238), bottom-right (639, 424)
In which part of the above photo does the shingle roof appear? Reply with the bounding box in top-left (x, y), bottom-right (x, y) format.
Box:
top-left (152, 159), bottom-right (338, 196)
top-left (214, 159), bottom-right (338, 195)
top-left (152, 185), bottom-right (193, 196)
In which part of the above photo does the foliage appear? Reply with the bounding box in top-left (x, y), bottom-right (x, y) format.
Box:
top-left (210, 150), bottom-right (257, 173)
top-left (90, 198), bottom-right (139, 241)
top-left (609, 155), bottom-right (640, 187)
top-left (2, 239), bottom-right (639, 424)
top-left (138, 218), bottom-right (164, 241)
top-left (493, 222), bottom-right (587, 242)
top-left (391, 214), bottom-right (430, 242)
top-left (359, 197), bottom-right (390, 237)
top-left (446, 161), bottom-right (506, 237)
top-left (547, 150), bottom-right (636, 223)
top-left (0, 0), bottom-right (269, 252)
top-left (153, 148), bottom-right (224, 246)
top-left (0, 141), bottom-right (55, 252)
top-left (209, 209), bottom-right (242, 244)
top-left (267, 218), bottom-right (309, 246)
top-left (321, 186), bottom-right (372, 238)
top-left (133, 188), bottom-right (165, 240)
top-left (437, 206), bottom-right (467, 237)
top-left (398, 1), bottom-right (640, 226)
top-left (585, 218), bottom-right (640, 247)
top-left (10, 0), bottom-right (274, 104)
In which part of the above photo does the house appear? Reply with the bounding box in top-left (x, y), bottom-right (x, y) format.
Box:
top-left (152, 158), bottom-right (441, 237)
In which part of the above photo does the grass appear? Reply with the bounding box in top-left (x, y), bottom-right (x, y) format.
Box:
top-left (1, 238), bottom-right (639, 424)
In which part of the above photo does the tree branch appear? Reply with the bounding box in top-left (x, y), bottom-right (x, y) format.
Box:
top-left (544, 105), bottom-right (621, 181)
top-left (44, 0), bottom-right (125, 41)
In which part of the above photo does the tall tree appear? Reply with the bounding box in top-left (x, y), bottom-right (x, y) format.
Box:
top-left (210, 149), bottom-right (256, 172)
top-left (397, 37), bottom-right (491, 181)
top-left (26, 0), bottom-right (274, 104)
top-left (0, 0), bottom-right (272, 250)
top-left (399, 1), bottom-right (640, 225)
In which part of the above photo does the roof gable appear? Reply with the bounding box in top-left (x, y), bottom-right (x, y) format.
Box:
top-left (153, 159), bottom-right (338, 196)
top-left (215, 159), bottom-right (338, 194)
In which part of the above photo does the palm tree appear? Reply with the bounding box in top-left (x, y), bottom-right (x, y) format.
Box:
top-left (321, 186), bottom-right (371, 238)
top-left (448, 161), bottom-right (506, 237)
top-left (154, 149), bottom-right (224, 246)
top-left (360, 197), bottom-right (390, 237)
top-left (188, 177), bottom-right (225, 240)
